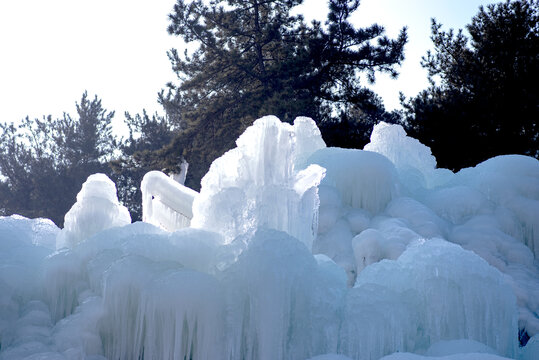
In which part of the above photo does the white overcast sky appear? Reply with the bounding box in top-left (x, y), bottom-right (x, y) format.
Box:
top-left (0, 0), bottom-right (497, 129)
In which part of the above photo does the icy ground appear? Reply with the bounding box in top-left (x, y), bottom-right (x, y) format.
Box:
top-left (0, 116), bottom-right (538, 360)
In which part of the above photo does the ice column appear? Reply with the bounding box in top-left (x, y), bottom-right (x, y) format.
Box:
top-left (191, 116), bottom-right (326, 249)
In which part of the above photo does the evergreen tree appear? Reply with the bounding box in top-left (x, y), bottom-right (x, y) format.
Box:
top-left (147, 0), bottom-right (406, 189)
top-left (401, 0), bottom-right (538, 170)
top-left (111, 111), bottom-right (176, 221)
top-left (0, 92), bottom-right (117, 226)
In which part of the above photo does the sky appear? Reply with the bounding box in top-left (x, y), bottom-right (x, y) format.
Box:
top-left (0, 0), bottom-right (498, 130)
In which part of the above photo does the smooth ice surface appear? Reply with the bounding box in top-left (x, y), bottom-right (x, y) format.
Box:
top-left (56, 173), bottom-right (131, 249)
top-left (308, 147), bottom-right (399, 213)
top-left (1, 116), bottom-right (539, 360)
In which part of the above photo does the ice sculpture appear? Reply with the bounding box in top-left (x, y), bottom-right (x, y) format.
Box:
top-left (1, 115), bottom-right (538, 360)
top-left (191, 115), bottom-right (326, 250)
top-left (141, 170), bottom-right (199, 231)
top-left (56, 173), bottom-right (130, 249)
top-left (364, 121), bottom-right (436, 175)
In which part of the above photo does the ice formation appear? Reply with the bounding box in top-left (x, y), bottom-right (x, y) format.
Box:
top-left (0, 117), bottom-right (538, 360)
top-left (191, 115), bottom-right (326, 250)
top-left (56, 173), bottom-right (131, 249)
top-left (141, 170), bottom-right (199, 231)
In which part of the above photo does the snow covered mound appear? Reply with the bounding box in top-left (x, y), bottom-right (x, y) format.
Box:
top-left (1, 118), bottom-right (538, 360)
top-left (56, 173), bottom-right (131, 249)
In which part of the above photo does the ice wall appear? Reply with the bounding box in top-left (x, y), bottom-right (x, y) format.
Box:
top-left (1, 116), bottom-right (538, 360)
top-left (191, 115), bottom-right (326, 250)
top-left (310, 121), bottom-right (539, 342)
top-left (349, 239), bottom-right (518, 357)
top-left (1, 216), bottom-right (522, 360)
top-left (56, 173), bottom-right (131, 249)
top-left (0, 216), bottom-right (58, 357)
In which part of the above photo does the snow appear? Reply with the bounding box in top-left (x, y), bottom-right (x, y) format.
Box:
top-left (1, 118), bottom-right (538, 360)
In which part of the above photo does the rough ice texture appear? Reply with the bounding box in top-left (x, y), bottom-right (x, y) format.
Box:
top-left (309, 122), bottom-right (539, 345)
top-left (56, 173), bottom-right (131, 249)
top-left (191, 115), bottom-right (326, 250)
top-left (141, 170), bottom-right (199, 231)
top-left (351, 239), bottom-right (518, 358)
top-left (520, 334), bottom-right (539, 360)
top-left (380, 353), bottom-right (514, 360)
top-left (363, 122), bottom-right (453, 192)
top-left (1, 116), bottom-right (539, 360)
top-left (364, 121), bottom-right (436, 175)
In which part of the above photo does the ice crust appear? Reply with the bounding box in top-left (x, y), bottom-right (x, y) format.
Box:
top-left (1, 118), bottom-right (538, 360)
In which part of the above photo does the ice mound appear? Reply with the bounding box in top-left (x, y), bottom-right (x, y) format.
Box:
top-left (308, 147), bottom-right (402, 283)
top-left (309, 122), bottom-right (539, 343)
top-left (380, 352), bottom-right (514, 360)
top-left (56, 173), bottom-right (131, 249)
top-left (308, 147), bottom-right (399, 213)
top-left (220, 229), bottom-right (347, 359)
top-left (425, 339), bottom-right (499, 356)
top-left (353, 239), bottom-right (518, 357)
top-left (457, 155), bottom-right (539, 258)
top-left (364, 121), bottom-right (453, 190)
top-left (1, 116), bottom-right (539, 360)
top-left (101, 255), bottom-right (224, 359)
top-left (191, 115), bottom-right (326, 249)
top-left (364, 121), bottom-right (436, 175)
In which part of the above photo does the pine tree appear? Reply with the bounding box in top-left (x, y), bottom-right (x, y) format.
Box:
top-left (0, 92), bottom-right (117, 226)
top-left (401, 0), bottom-right (538, 170)
top-left (111, 111), bottom-right (176, 221)
top-left (148, 0), bottom-right (406, 189)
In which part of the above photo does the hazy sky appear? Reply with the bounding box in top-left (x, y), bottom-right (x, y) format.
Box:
top-left (0, 0), bottom-right (497, 128)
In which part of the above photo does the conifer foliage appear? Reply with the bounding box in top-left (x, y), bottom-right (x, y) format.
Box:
top-left (0, 92), bottom-right (117, 226)
top-left (401, 0), bottom-right (538, 170)
top-left (111, 111), bottom-right (176, 221)
top-left (153, 0), bottom-right (407, 189)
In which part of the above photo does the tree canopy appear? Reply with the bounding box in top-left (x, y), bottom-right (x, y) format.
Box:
top-left (0, 92), bottom-right (117, 226)
top-left (401, 0), bottom-right (538, 170)
top-left (144, 0), bottom-right (407, 189)
top-left (111, 111), bottom-right (176, 221)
